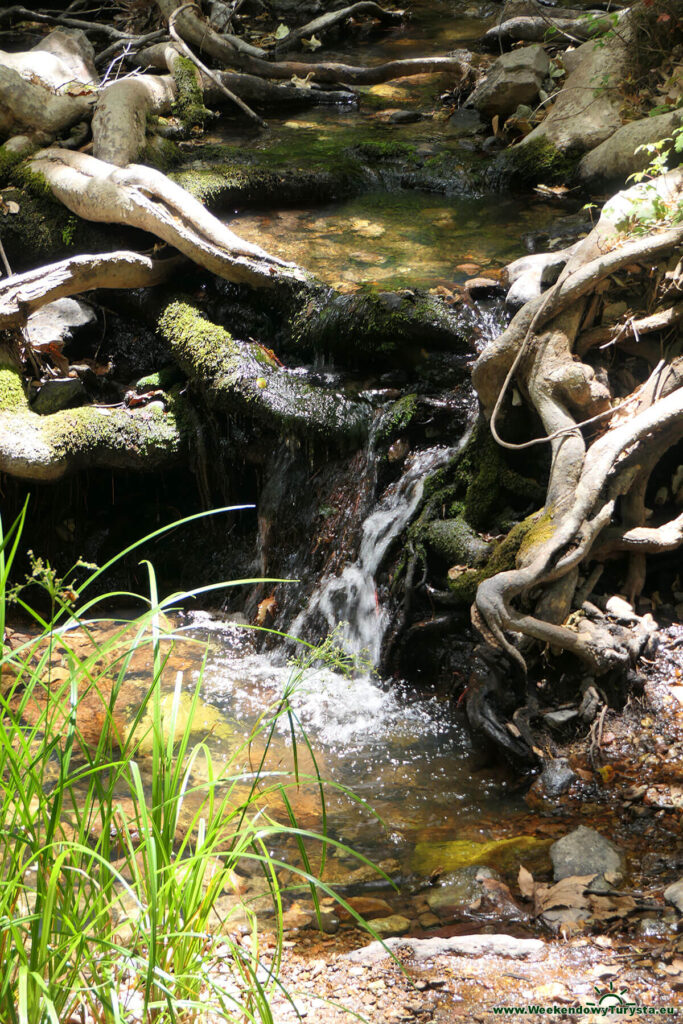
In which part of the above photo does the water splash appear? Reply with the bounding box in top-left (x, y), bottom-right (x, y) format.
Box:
top-left (289, 443), bottom-right (457, 665)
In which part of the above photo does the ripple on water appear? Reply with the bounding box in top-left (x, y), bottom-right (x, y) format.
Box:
top-left (179, 613), bottom-right (526, 859)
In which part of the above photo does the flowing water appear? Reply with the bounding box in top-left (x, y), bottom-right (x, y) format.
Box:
top-left (289, 439), bottom-right (466, 665)
top-left (153, 613), bottom-right (528, 874)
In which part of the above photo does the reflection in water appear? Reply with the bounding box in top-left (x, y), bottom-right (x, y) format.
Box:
top-left (228, 191), bottom-right (569, 291)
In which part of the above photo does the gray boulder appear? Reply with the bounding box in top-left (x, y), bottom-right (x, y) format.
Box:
top-left (663, 878), bottom-right (683, 913)
top-left (578, 110), bottom-right (683, 188)
top-left (468, 45), bottom-right (550, 119)
top-left (25, 297), bottom-right (96, 351)
top-left (538, 757), bottom-right (576, 796)
top-left (550, 826), bottom-right (625, 884)
top-left (31, 376), bottom-right (86, 414)
top-left (514, 18), bottom-right (630, 156)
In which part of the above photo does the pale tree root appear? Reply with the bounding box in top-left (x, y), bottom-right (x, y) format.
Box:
top-left (0, 251), bottom-right (181, 329)
top-left (474, 383), bottom-right (683, 672)
top-left (464, 171), bottom-right (683, 761)
top-left (28, 148), bottom-right (306, 289)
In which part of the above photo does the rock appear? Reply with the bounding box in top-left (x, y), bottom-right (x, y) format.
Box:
top-left (412, 835), bottom-right (552, 879)
top-left (25, 297), bottom-right (96, 350)
top-left (512, 22), bottom-right (629, 156)
top-left (543, 709), bottom-right (578, 730)
top-left (468, 45), bottom-right (549, 119)
top-left (31, 376), bottom-right (87, 414)
top-left (388, 110), bottom-right (423, 124)
top-left (447, 107), bottom-right (485, 138)
top-left (663, 879), bottom-right (683, 913)
top-left (463, 277), bottom-right (504, 299)
top-left (282, 903), bottom-right (314, 931)
top-left (315, 910), bottom-right (340, 934)
top-left (426, 865), bottom-right (499, 916)
top-left (538, 757), bottom-right (576, 796)
top-left (335, 896), bottom-right (394, 921)
top-left (578, 111), bottom-right (683, 188)
top-left (550, 826), bottom-right (625, 884)
top-left (418, 911), bottom-right (440, 928)
top-left (503, 248), bottom-right (574, 311)
top-left (367, 914), bottom-right (411, 937)
top-left (424, 518), bottom-right (492, 567)
top-left (345, 933), bottom-right (546, 964)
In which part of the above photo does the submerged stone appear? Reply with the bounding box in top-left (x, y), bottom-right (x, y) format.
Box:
top-left (426, 865), bottom-right (499, 915)
top-left (412, 835), bottom-right (552, 879)
top-left (367, 914), bottom-right (411, 937)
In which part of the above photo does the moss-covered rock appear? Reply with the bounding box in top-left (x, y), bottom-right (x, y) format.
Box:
top-left (425, 517), bottom-right (492, 567)
top-left (487, 136), bottom-right (578, 188)
top-left (291, 287), bottom-right (472, 367)
top-left (445, 511), bottom-right (539, 604)
top-left (412, 835), bottom-right (553, 880)
top-left (376, 393), bottom-right (418, 444)
top-left (172, 54), bottom-right (211, 129)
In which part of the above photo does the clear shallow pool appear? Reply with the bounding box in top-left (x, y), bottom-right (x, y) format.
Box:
top-left (227, 190), bottom-right (572, 291)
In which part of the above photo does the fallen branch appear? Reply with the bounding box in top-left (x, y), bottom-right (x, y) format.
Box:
top-left (273, 2), bottom-right (404, 55)
top-left (168, 4), bottom-right (265, 128)
top-left (0, 251), bottom-right (182, 329)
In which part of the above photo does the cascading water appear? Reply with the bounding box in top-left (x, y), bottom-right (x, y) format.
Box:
top-left (289, 414), bottom-right (475, 665)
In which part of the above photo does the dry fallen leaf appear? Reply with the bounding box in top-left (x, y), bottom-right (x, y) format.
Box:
top-left (534, 874), bottom-right (596, 916)
top-left (518, 865), bottom-right (535, 900)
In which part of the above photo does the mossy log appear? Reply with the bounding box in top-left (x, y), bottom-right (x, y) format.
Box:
top-left (0, 353), bottom-right (185, 482)
top-left (158, 301), bottom-right (370, 444)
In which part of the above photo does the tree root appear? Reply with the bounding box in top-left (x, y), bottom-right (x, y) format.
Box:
top-left (28, 149), bottom-right (306, 288)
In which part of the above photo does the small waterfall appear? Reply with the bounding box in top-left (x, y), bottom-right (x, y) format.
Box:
top-left (289, 443), bottom-right (457, 666)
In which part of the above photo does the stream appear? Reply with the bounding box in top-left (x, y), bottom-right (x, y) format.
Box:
top-left (146, 0), bottom-right (590, 894)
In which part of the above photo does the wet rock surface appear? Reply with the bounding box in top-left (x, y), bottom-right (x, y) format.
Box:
top-left (550, 826), bottom-right (625, 884)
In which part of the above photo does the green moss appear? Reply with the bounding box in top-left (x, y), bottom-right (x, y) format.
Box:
top-left (517, 506), bottom-right (556, 562)
top-left (0, 146), bottom-right (25, 188)
top-left (141, 135), bottom-right (182, 172)
top-left (291, 287), bottom-right (461, 366)
top-left (50, 401), bottom-right (184, 463)
top-left (135, 366), bottom-right (184, 392)
top-left (490, 136), bottom-right (578, 187)
top-left (158, 301), bottom-right (238, 381)
top-left (376, 393), bottom-right (417, 443)
top-left (424, 517), bottom-right (491, 567)
top-left (445, 511), bottom-right (539, 604)
top-left (0, 367), bottom-right (28, 411)
top-left (412, 835), bottom-right (553, 880)
top-left (351, 140), bottom-right (419, 162)
top-left (11, 165), bottom-right (54, 200)
top-left (172, 54), bottom-right (211, 129)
